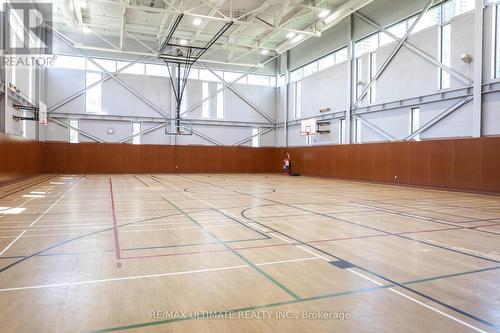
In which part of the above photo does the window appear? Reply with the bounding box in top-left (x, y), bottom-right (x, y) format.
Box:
top-left (216, 84), bottom-right (224, 119)
top-left (55, 55), bottom-right (85, 70)
top-left (132, 122), bottom-right (141, 144)
top-left (440, 24), bottom-right (451, 89)
top-left (87, 58), bottom-right (116, 73)
top-left (202, 82), bottom-right (210, 118)
top-left (117, 62), bottom-right (145, 75)
top-left (146, 64), bottom-right (169, 77)
top-left (369, 53), bottom-right (376, 104)
top-left (339, 119), bottom-right (346, 144)
top-left (303, 62), bottom-right (318, 77)
top-left (86, 73), bottom-right (102, 113)
top-left (224, 72), bottom-right (245, 83)
top-left (411, 107), bottom-right (421, 141)
top-left (270, 76), bottom-right (277, 87)
top-left (69, 120), bottom-right (79, 143)
top-left (411, 6), bottom-right (441, 34)
top-left (22, 110), bottom-right (27, 138)
top-left (290, 68), bottom-right (304, 82)
top-left (318, 54), bottom-right (334, 71)
top-left (294, 81), bottom-right (302, 119)
top-left (277, 75), bottom-right (286, 87)
top-left (355, 33), bottom-right (378, 57)
top-left (199, 69), bottom-right (221, 82)
top-left (180, 83), bottom-right (188, 113)
top-left (494, 4), bottom-right (500, 78)
top-left (252, 128), bottom-right (260, 147)
top-left (355, 58), bottom-right (363, 102)
top-left (442, 0), bottom-right (474, 24)
top-left (9, 9), bottom-right (23, 49)
top-left (380, 21), bottom-right (407, 47)
top-left (10, 60), bottom-right (16, 86)
top-left (335, 48), bottom-right (348, 63)
top-left (188, 68), bottom-right (199, 80)
top-left (248, 74), bottom-right (270, 86)
top-left (355, 118), bottom-right (362, 143)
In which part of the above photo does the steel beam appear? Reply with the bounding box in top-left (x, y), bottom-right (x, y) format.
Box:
top-left (200, 63), bottom-right (275, 123)
top-left (192, 128), bottom-right (223, 146)
top-left (354, 115), bottom-right (396, 141)
top-left (50, 118), bottom-right (105, 143)
top-left (48, 56), bottom-right (146, 112)
top-left (86, 57), bottom-right (170, 119)
top-left (404, 97), bottom-right (472, 141)
top-left (352, 0), bottom-right (435, 110)
top-left (117, 123), bottom-right (165, 143)
top-left (49, 112), bottom-right (273, 128)
top-left (354, 12), bottom-right (472, 86)
top-left (233, 127), bottom-right (275, 146)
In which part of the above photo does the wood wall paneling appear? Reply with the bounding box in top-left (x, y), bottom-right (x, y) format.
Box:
top-left (2, 136), bottom-right (499, 194)
top-left (429, 140), bottom-right (454, 188)
top-left (453, 139), bottom-right (481, 191)
top-left (481, 137), bottom-right (500, 193)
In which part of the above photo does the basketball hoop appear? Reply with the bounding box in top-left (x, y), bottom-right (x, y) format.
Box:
top-left (300, 118), bottom-right (317, 136)
top-left (158, 14), bottom-right (233, 135)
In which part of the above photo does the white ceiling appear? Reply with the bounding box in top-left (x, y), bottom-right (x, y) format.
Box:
top-left (44, 0), bottom-right (371, 67)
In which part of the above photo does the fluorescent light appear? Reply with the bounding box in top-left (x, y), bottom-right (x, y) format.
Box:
top-left (318, 9), bottom-right (330, 18)
top-left (30, 191), bottom-right (46, 194)
top-left (82, 25), bottom-right (90, 34)
top-left (286, 32), bottom-right (296, 39)
top-left (179, 39), bottom-right (187, 45)
top-left (291, 35), bottom-right (304, 43)
top-left (79, 0), bottom-right (88, 9)
top-left (23, 194), bottom-right (45, 198)
top-left (193, 18), bottom-right (202, 26)
top-left (260, 49), bottom-right (269, 55)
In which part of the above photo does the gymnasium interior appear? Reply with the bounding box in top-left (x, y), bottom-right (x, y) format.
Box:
top-left (0, 0), bottom-right (499, 332)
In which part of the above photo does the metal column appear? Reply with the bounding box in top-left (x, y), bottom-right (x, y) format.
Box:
top-left (345, 14), bottom-right (353, 144)
top-left (473, 0), bottom-right (484, 137)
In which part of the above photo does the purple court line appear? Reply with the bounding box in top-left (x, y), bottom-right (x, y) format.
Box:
top-left (109, 178), bottom-right (122, 268)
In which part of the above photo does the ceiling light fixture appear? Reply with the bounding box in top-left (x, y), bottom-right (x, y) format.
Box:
top-left (179, 39), bottom-right (188, 45)
top-left (193, 18), bottom-right (202, 26)
top-left (318, 9), bottom-right (330, 18)
top-left (79, 0), bottom-right (88, 9)
top-left (260, 49), bottom-right (269, 55)
top-left (83, 25), bottom-right (90, 33)
top-left (291, 35), bottom-right (304, 43)
top-left (286, 32), bottom-right (296, 39)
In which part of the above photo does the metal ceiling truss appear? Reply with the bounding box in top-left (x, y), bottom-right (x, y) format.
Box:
top-left (46, 23), bottom-right (273, 146)
top-left (158, 13), bottom-right (234, 133)
top-left (55, 0), bottom-right (330, 66)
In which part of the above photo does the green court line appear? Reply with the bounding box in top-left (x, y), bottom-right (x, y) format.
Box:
top-left (164, 199), bottom-right (301, 301)
top-left (85, 285), bottom-right (391, 333)
top-left (404, 265), bottom-right (500, 285)
top-left (85, 264), bottom-right (500, 333)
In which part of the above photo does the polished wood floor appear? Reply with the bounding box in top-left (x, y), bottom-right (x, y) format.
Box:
top-left (0, 174), bottom-right (499, 333)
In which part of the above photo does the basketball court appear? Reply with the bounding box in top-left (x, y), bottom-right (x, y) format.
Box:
top-left (1, 0), bottom-right (500, 332)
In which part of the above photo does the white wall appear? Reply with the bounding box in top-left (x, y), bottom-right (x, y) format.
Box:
top-left (44, 66), bottom-right (277, 146)
top-left (280, 4), bottom-right (500, 147)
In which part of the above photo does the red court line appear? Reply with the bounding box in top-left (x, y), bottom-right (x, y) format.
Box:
top-left (109, 178), bottom-right (122, 267)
